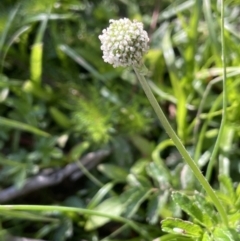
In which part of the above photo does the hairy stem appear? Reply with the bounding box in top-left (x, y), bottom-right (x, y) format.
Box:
top-left (133, 66), bottom-right (228, 226)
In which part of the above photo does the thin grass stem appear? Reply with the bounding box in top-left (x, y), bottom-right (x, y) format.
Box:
top-left (133, 66), bottom-right (228, 226)
top-left (205, 0), bottom-right (227, 181)
top-left (0, 205), bottom-right (150, 240)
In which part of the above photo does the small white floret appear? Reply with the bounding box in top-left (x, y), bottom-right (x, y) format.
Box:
top-left (99, 18), bottom-right (149, 68)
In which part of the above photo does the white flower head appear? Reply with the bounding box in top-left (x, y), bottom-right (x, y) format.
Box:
top-left (99, 18), bottom-right (149, 68)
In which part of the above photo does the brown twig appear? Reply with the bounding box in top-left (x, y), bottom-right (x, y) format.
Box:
top-left (6, 236), bottom-right (46, 241)
top-left (0, 150), bottom-right (110, 203)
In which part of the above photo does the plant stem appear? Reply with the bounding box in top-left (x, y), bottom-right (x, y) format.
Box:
top-left (0, 204), bottom-right (150, 240)
top-left (133, 67), bottom-right (228, 226)
top-left (205, 0), bottom-right (227, 182)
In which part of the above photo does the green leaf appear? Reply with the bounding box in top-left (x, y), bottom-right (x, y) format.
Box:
top-left (14, 166), bottom-right (27, 189)
top-left (202, 232), bottom-right (212, 241)
top-left (87, 182), bottom-right (114, 209)
top-left (0, 117), bottom-right (50, 137)
top-left (49, 107), bottom-right (71, 128)
top-left (161, 218), bottom-right (203, 238)
top-left (215, 191), bottom-right (234, 208)
top-left (30, 9), bottom-right (50, 85)
top-left (69, 142), bottom-right (90, 160)
top-left (130, 158), bottom-right (148, 176)
top-left (194, 192), bottom-right (218, 225)
top-left (30, 43), bottom-right (43, 84)
top-left (23, 81), bottom-right (52, 101)
top-left (53, 218), bottom-right (72, 241)
top-left (0, 87), bottom-right (9, 102)
top-left (0, 4), bottom-right (20, 52)
top-left (63, 196), bottom-right (84, 208)
top-left (129, 134), bottom-right (155, 157)
top-left (202, 0), bottom-right (221, 59)
top-left (85, 197), bottom-right (124, 231)
top-left (147, 190), bottom-right (169, 224)
top-left (156, 233), bottom-right (194, 241)
top-left (220, 125), bottom-right (235, 154)
top-left (236, 183), bottom-right (240, 197)
top-left (59, 44), bottom-right (106, 82)
top-left (235, 183), bottom-right (240, 208)
top-left (121, 187), bottom-right (152, 218)
top-left (146, 162), bottom-right (171, 186)
top-left (146, 192), bottom-right (160, 225)
top-left (35, 223), bottom-right (59, 240)
top-left (159, 0), bottom-right (195, 21)
top-left (228, 212), bottom-right (240, 225)
top-left (127, 173), bottom-right (152, 188)
top-left (162, 28), bottom-right (187, 140)
top-left (219, 175), bottom-right (236, 204)
top-left (98, 164), bottom-right (128, 183)
top-left (172, 192), bottom-right (213, 228)
top-left (213, 227), bottom-right (240, 241)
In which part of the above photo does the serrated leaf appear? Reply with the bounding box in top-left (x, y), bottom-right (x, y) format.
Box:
top-left (161, 218), bottom-right (203, 238)
top-left (194, 192), bottom-right (218, 225)
top-left (213, 227), bottom-right (240, 241)
top-left (98, 164), bottom-right (128, 183)
top-left (156, 233), bottom-right (194, 241)
top-left (172, 192), bottom-right (213, 228)
top-left (215, 191), bottom-right (233, 206)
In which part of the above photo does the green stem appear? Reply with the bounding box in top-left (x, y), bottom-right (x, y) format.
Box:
top-left (0, 204), bottom-right (150, 240)
top-left (205, 0), bottom-right (227, 182)
top-left (133, 67), bottom-right (228, 226)
top-left (203, 0), bottom-right (221, 64)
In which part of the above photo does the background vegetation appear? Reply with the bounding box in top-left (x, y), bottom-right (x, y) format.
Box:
top-left (0, 0), bottom-right (240, 240)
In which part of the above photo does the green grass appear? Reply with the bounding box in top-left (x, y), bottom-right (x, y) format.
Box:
top-left (0, 0), bottom-right (239, 240)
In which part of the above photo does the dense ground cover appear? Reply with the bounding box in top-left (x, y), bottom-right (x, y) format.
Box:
top-left (0, 0), bottom-right (240, 240)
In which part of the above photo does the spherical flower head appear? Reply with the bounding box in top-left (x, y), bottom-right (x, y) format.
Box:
top-left (99, 18), bottom-right (149, 68)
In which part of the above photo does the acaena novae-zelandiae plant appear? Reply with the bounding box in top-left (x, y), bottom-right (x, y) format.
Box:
top-left (99, 18), bottom-right (228, 226)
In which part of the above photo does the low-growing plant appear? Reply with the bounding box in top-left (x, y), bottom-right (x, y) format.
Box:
top-left (0, 0), bottom-right (240, 240)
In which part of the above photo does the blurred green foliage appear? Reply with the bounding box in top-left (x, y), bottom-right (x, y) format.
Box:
top-left (0, 0), bottom-right (240, 240)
